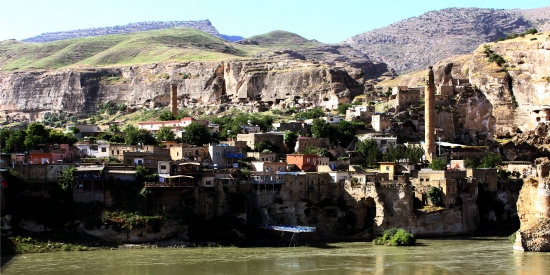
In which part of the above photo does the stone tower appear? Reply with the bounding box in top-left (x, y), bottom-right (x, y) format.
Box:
top-left (170, 84), bottom-right (178, 116)
top-left (424, 66), bottom-right (436, 162)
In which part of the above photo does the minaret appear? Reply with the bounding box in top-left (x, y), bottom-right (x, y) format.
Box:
top-left (170, 84), bottom-right (178, 116)
top-left (424, 66), bottom-right (436, 162)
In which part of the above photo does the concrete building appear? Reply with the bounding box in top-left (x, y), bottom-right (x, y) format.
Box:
top-left (286, 154), bottom-right (319, 172)
top-left (209, 143), bottom-right (244, 169)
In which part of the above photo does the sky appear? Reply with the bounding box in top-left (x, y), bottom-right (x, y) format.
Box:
top-left (0, 0), bottom-right (547, 44)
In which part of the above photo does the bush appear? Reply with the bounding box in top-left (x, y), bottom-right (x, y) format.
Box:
top-left (427, 187), bottom-right (443, 207)
top-left (373, 228), bottom-right (416, 246)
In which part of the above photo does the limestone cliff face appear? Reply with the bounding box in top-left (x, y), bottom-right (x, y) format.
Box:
top-left (514, 158), bottom-right (550, 251)
top-left (0, 60), bottom-right (389, 121)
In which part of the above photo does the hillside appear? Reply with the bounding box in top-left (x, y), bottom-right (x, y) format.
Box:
top-left (21, 20), bottom-right (244, 43)
top-left (344, 7), bottom-right (550, 73)
top-left (0, 28), bottom-right (251, 71)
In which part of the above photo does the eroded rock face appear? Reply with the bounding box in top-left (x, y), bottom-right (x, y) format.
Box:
top-left (0, 59), bottom-right (389, 122)
top-left (79, 219), bottom-right (187, 243)
top-left (514, 157), bottom-right (550, 251)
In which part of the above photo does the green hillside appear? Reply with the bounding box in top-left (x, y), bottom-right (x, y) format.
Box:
top-left (240, 30), bottom-right (324, 49)
top-left (0, 28), bottom-right (253, 71)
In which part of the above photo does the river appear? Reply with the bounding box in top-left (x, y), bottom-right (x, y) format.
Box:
top-left (2, 237), bottom-right (550, 274)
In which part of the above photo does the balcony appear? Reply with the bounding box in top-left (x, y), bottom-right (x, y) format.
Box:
top-left (225, 153), bottom-right (244, 159)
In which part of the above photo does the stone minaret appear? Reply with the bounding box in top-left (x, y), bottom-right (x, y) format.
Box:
top-left (424, 66), bottom-right (436, 162)
top-left (170, 84), bottom-right (178, 116)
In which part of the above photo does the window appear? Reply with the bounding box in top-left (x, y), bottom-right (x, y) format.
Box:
top-left (146, 160), bottom-right (152, 164)
top-left (160, 165), bottom-right (166, 170)
top-left (278, 167), bottom-right (283, 171)
top-left (307, 158), bottom-right (311, 162)
top-left (386, 166), bottom-right (390, 171)
top-left (177, 152), bottom-right (179, 156)
top-left (266, 167), bottom-right (271, 172)
top-left (205, 181), bottom-right (212, 186)
top-left (117, 150), bottom-right (120, 155)
top-left (101, 148), bottom-right (106, 152)
top-left (216, 151), bottom-right (221, 156)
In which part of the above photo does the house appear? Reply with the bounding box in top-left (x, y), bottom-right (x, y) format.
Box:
top-left (246, 151), bottom-right (277, 162)
top-left (66, 123), bottom-right (99, 138)
top-left (371, 114), bottom-right (392, 133)
top-left (123, 151), bottom-right (171, 169)
top-left (286, 154), bottom-right (319, 172)
top-left (137, 117), bottom-right (209, 133)
top-left (73, 165), bottom-right (105, 203)
top-left (77, 141), bottom-right (109, 158)
top-left (209, 143), bottom-right (244, 169)
top-left (110, 144), bottom-right (165, 161)
top-left (236, 132), bottom-right (285, 150)
top-left (170, 145), bottom-right (209, 161)
top-left (272, 121), bottom-right (311, 136)
top-left (320, 115), bottom-right (345, 124)
top-left (294, 137), bottom-right (331, 153)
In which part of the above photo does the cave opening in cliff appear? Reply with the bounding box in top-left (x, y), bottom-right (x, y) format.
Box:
top-left (364, 197), bottom-right (376, 229)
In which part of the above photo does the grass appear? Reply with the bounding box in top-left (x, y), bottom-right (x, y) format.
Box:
top-left (0, 28), bottom-right (253, 71)
top-left (1, 230), bottom-right (116, 254)
top-left (241, 30), bottom-right (324, 49)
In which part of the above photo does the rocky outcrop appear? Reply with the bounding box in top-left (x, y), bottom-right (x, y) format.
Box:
top-left (79, 219), bottom-right (187, 243)
top-left (514, 158), bottom-right (550, 251)
top-left (0, 59), bottom-right (389, 122)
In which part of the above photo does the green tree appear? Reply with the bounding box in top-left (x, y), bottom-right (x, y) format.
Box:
top-left (108, 124), bottom-right (121, 133)
top-left (255, 140), bottom-right (279, 153)
top-left (357, 139), bottom-right (382, 168)
top-left (284, 131), bottom-right (298, 152)
top-left (383, 144), bottom-right (407, 162)
top-left (58, 166), bottom-right (76, 191)
top-left (159, 111), bottom-right (176, 121)
top-left (428, 158), bottom-right (447, 170)
top-left (427, 187), bottom-right (443, 207)
top-left (337, 103), bottom-right (352, 115)
top-left (25, 122), bottom-right (50, 150)
top-left (295, 107), bottom-right (325, 120)
top-left (405, 146), bottom-right (425, 163)
top-left (478, 152), bottom-right (502, 168)
top-left (136, 129), bottom-right (156, 145)
top-left (124, 125), bottom-right (139, 145)
top-left (311, 119), bottom-right (331, 138)
top-left (464, 157), bottom-right (476, 168)
top-left (156, 126), bottom-right (176, 141)
top-left (109, 135), bottom-right (125, 144)
top-left (182, 122), bottom-right (211, 146)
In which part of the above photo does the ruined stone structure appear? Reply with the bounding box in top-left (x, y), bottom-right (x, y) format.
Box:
top-left (424, 66), bottom-right (436, 161)
top-left (170, 83), bottom-right (178, 116)
top-left (514, 157), bottom-right (550, 251)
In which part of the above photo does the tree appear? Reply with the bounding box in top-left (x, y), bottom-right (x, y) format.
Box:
top-left (25, 122), bottom-right (50, 150)
top-left (124, 125), bottom-right (139, 145)
top-left (311, 119), bottom-right (331, 138)
top-left (464, 157), bottom-right (476, 168)
top-left (478, 152), bottom-right (502, 168)
top-left (156, 126), bottom-right (176, 142)
top-left (255, 140), bottom-right (279, 153)
top-left (405, 145), bottom-right (424, 163)
top-left (294, 107), bottom-right (325, 120)
top-left (108, 124), bottom-right (120, 133)
top-left (136, 129), bottom-right (156, 145)
top-left (428, 158), bottom-right (447, 170)
top-left (337, 103), bottom-right (352, 115)
top-left (427, 187), bottom-right (443, 207)
top-left (58, 166), bottom-right (76, 191)
top-left (357, 139), bottom-right (382, 168)
top-left (383, 144), bottom-right (407, 162)
top-left (159, 111), bottom-right (176, 121)
top-left (284, 131), bottom-right (298, 152)
top-left (182, 122), bottom-right (211, 146)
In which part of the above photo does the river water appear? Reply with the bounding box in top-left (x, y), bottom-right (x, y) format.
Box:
top-left (2, 237), bottom-right (550, 275)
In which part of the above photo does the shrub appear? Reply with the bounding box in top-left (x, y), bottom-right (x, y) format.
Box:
top-left (373, 228), bottom-right (416, 246)
top-left (427, 187), bottom-right (443, 207)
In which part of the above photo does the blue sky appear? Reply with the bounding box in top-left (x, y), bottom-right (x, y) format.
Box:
top-left (0, 0), bottom-right (547, 43)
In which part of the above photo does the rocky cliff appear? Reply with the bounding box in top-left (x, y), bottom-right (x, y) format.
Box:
top-left (514, 158), bottom-right (550, 251)
top-left (0, 59), bottom-right (389, 122)
top-left (344, 6), bottom-right (550, 73)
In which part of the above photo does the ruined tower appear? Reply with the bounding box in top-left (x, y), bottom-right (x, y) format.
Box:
top-left (424, 66), bottom-right (436, 162)
top-left (170, 84), bottom-right (178, 116)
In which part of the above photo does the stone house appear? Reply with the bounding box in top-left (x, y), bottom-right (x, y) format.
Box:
top-left (247, 151), bottom-right (277, 162)
top-left (272, 121), bottom-right (311, 136)
top-left (109, 144), bottom-right (165, 161)
top-left (236, 133), bottom-right (285, 151)
top-left (123, 151), bottom-right (171, 169)
top-left (169, 145), bottom-right (209, 161)
top-left (209, 143), bottom-right (244, 169)
top-left (294, 137), bottom-right (331, 153)
top-left (371, 114), bottom-right (392, 133)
